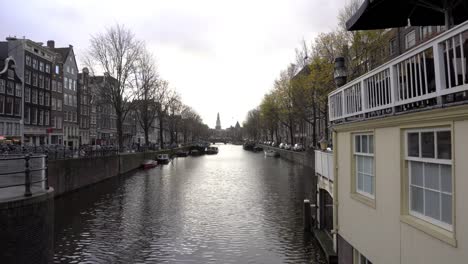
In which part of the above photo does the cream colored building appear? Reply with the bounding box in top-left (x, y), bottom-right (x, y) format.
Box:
top-left (327, 21), bottom-right (468, 264)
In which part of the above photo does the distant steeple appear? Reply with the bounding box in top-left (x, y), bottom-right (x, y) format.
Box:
top-left (216, 113), bottom-right (221, 130)
top-left (235, 121), bottom-right (240, 129)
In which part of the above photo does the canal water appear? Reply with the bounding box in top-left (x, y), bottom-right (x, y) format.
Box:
top-left (54, 144), bottom-right (326, 263)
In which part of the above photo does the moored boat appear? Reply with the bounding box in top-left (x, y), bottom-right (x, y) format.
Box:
top-left (206, 146), bottom-right (219, 154)
top-left (141, 159), bottom-right (158, 169)
top-left (156, 154), bottom-right (170, 164)
top-left (175, 150), bottom-right (189, 157)
top-left (264, 150), bottom-right (279, 157)
top-left (253, 146), bottom-right (263, 152)
top-left (190, 149), bottom-right (201, 156)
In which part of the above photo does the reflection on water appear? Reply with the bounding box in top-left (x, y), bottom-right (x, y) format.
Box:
top-left (54, 145), bottom-right (325, 263)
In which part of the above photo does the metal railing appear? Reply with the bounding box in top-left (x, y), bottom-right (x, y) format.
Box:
top-left (329, 20), bottom-right (468, 122)
top-left (315, 150), bottom-right (333, 182)
top-left (0, 154), bottom-right (48, 197)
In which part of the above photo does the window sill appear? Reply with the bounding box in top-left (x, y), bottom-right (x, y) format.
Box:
top-left (351, 192), bottom-right (376, 209)
top-left (400, 214), bottom-right (457, 247)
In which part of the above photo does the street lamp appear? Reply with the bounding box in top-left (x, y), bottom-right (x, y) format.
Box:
top-left (333, 57), bottom-right (347, 88)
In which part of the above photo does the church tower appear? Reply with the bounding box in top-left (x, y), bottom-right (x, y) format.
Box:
top-left (216, 113), bottom-right (221, 130)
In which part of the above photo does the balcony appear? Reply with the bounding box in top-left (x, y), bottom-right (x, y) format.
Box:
top-left (329, 21), bottom-right (468, 124)
top-left (315, 150), bottom-right (334, 197)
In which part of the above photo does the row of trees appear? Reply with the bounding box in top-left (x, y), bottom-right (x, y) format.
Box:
top-left (243, 0), bottom-right (389, 147)
top-left (85, 24), bottom-right (209, 149)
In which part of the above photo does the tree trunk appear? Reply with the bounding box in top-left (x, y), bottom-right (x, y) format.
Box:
top-left (117, 111), bottom-right (123, 150)
top-left (159, 116), bottom-right (164, 149)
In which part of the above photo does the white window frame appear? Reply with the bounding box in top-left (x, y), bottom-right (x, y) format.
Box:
top-left (354, 133), bottom-right (375, 199)
top-left (405, 30), bottom-right (416, 49)
top-left (354, 249), bottom-right (373, 264)
top-left (405, 128), bottom-right (453, 231)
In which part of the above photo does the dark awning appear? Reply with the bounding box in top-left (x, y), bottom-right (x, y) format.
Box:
top-left (346, 0), bottom-right (468, 31)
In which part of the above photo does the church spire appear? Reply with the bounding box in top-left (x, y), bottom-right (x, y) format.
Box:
top-left (216, 113), bottom-right (221, 130)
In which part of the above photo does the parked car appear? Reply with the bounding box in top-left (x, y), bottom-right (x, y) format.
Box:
top-left (279, 143), bottom-right (285, 149)
top-left (293, 143), bottom-right (305, 151)
top-left (284, 144), bottom-right (292, 150)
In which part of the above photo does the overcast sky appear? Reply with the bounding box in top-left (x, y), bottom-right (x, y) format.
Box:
top-left (1, 0), bottom-right (347, 128)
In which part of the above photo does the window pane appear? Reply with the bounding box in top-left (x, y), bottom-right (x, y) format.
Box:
top-left (437, 131), bottom-right (451, 159)
top-left (425, 189), bottom-right (441, 220)
top-left (360, 255), bottom-right (366, 264)
top-left (357, 156), bottom-right (363, 173)
top-left (362, 156), bottom-right (372, 175)
top-left (355, 135), bottom-right (361, 152)
top-left (424, 163), bottom-right (440, 190)
top-left (411, 186), bottom-right (424, 214)
top-left (441, 193), bottom-right (452, 225)
top-left (408, 133), bottom-right (419, 157)
top-left (358, 173), bottom-right (363, 191)
top-left (362, 135), bottom-right (368, 153)
top-left (441, 165), bottom-right (452, 193)
top-left (368, 135), bottom-right (374, 154)
top-left (364, 174), bottom-right (374, 195)
top-left (421, 132), bottom-right (435, 158)
top-left (410, 161), bottom-right (423, 186)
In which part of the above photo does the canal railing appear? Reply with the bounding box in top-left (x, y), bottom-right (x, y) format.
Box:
top-left (0, 154), bottom-right (48, 198)
top-left (329, 20), bottom-right (468, 123)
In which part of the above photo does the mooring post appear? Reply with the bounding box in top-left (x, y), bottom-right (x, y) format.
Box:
top-left (24, 154), bottom-right (32, 197)
top-left (304, 199), bottom-right (311, 231)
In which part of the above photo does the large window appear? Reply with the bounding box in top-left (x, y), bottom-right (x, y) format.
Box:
top-left (15, 84), bottom-right (21, 97)
top-left (354, 134), bottom-right (375, 198)
top-left (52, 98), bottom-right (56, 110)
top-left (406, 128), bottom-right (452, 230)
top-left (5, 97), bottom-right (13, 115)
top-left (32, 89), bottom-right (37, 104)
top-left (14, 98), bottom-right (21, 116)
top-left (25, 87), bottom-right (30, 102)
top-left (57, 99), bottom-right (62, 111)
top-left (405, 30), bottom-right (416, 49)
top-left (0, 95), bottom-right (4, 114)
top-left (25, 71), bottom-right (31, 85)
top-left (24, 106), bottom-right (30, 124)
top-left (0, 79), bottom-right (4, 93)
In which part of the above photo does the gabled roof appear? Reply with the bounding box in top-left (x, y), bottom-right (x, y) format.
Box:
top-left (53, 47), bottom-right (70, 62)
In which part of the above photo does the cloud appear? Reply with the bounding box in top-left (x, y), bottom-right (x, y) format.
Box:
top-left (0, 0), bottom-right (344, 128)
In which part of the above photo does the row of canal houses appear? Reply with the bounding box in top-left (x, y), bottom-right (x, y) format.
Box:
top-left (314, 1), bottom-right (468, 263)
top-left (0, 37), bottom-right (166, 147)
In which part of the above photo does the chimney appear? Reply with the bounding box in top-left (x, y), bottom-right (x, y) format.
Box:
top-left (47, 40), bottom-right (55, 48)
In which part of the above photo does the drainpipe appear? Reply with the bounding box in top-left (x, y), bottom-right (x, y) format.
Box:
top-left (332, 130), bottom-right (338, 252)
top-left (331, 56), bottom-right (347, 252)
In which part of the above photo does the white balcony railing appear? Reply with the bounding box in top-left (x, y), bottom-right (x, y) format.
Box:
top-left (315, 150), bottom-right (334, 182)
top-left (329, 20), bottom-right (468, 122)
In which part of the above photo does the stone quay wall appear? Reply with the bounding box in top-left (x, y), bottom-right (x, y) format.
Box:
top-left (261, 145), bottom-right (315, 169)
top-left (0, 189), bottom-right (55, 264)
top-left (48, 149), bottom-right (177, 197)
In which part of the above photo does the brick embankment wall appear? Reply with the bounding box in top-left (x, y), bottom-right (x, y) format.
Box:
top-left (0, 189), bottom-right (55, 264)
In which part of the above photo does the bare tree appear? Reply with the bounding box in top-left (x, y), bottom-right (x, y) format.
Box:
top-left (153, 80), bottom-right (177, 149)
top-left (166, 93), bottom-right (182, 144)
top-left (86, 24), bottom-right (142, 149)
top-left (131, 46), bottom-right (159, 146)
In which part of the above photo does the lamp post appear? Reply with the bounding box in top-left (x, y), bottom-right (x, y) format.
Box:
top-left (333, 57), bottom-right (347, 88)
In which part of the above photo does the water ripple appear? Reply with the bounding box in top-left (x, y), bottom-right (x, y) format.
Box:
top-left (54, 145), bottom-right (326, 263)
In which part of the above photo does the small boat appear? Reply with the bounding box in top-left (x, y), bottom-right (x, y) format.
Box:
top-left (175, 150), bottom-right (189, 157)
top-left (264, 150), bottom-right (279, 157)
top-left (141, 159), bottom-right (157, 169)
top-left (156, 154), bottom-right (170, 164)
top-left (253, 146), bottom-right (263, 152)
top-left (190, 149), bottom-right (201, 156)
top-left (206, 146), bottom-right (219, 154)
